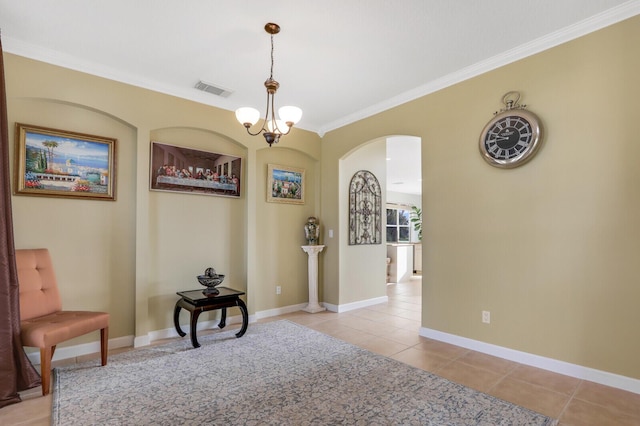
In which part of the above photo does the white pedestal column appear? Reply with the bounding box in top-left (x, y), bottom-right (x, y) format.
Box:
top-left (301, 245), bottom-right (326, 313)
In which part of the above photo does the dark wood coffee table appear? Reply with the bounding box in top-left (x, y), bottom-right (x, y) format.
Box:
top-left (174, 287), bottom-right (248, 348)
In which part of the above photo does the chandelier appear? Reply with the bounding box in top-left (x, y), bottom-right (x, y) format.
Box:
top-left (235, 23), bottom-right (302, 147)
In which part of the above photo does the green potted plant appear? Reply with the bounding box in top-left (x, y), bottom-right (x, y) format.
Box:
top-left (410, 206), bottom-right (422, 241)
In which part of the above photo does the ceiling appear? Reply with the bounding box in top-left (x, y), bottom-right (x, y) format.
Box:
top-left (1, 0), bottom-right (638, 195)
top-left (386, 136), bottom-right (422, 196)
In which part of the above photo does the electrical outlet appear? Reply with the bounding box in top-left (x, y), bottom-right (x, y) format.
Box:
top-left (482, 311), bottom-right (490, 324)
top-left (276, 285), bottom-right (281, 295)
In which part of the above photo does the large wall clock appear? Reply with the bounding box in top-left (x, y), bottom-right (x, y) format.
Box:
top-left (479, 91), bottom-right (543, 168)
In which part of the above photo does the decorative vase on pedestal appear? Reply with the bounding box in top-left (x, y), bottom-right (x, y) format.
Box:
top-left (304, 216), bottom-right (320, 245)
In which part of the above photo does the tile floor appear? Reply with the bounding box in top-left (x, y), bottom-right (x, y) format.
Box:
top-left (2, 277), bottom-right (639, 425)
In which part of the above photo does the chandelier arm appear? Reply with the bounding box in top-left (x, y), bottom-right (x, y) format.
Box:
top-left (243, 125), bottom-right (266, 137)
top-left (265, 90), bottom-right (275, 132)
top-left (268, 90), bottom-right (291, 136)
top-left (242, 89), bottom-right (273, 137)
top-left (273, 122), bottom-right (292, 136)
top-left (267, 92), bottom-right (276, 126)
top-left (269, 91), bottom-right (278, 130)
top-left (272, 120), bottom-right (292, 137)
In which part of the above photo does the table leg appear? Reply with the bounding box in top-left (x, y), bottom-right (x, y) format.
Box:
top-left (235, 298), bottom-right (248, 338)
top-left (190, 309), bottom-right (202, 348)
top-left (173, 300), bottom-right (186, 337)
top-left (218, 308), bottom-right (227, 329)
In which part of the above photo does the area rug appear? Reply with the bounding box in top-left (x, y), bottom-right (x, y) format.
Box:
top-left (52, 320), bottom-right (557, 425)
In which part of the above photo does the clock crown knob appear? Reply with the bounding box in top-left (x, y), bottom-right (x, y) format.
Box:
top-left (494, 91), bottom-right (527, 116)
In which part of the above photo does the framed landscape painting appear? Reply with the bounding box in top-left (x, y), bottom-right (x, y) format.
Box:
top-left (14, 123), bottom-right (117, 201)
top-left (150, 141), bottom-right (242, 198)
top-left (267, 163), bottom-right (304, 204)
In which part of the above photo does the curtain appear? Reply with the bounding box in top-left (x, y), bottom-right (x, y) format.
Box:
top-left (0, 33), bottom-right (41, 409)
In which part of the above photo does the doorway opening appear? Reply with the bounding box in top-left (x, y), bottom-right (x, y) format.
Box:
top-left (385, 136), bottom-right (422, 286)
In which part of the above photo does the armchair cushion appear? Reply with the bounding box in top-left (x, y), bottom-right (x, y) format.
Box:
top-left (20, 311), bottom-right (110, 349)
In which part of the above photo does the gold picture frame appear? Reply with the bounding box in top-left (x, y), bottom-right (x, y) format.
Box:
top-left (267, 163), bottom-right (305, 205)
top-left (14, 123), bottom-right (117, 201)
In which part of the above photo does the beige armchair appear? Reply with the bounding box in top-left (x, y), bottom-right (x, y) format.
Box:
top-left (16, 248), bottom-right (109, 396)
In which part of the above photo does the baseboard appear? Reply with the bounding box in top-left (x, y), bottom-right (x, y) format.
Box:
top-left (323, 296), bottom-right (388, 313)
top-left (420, 326), bottom-right (640, 395)
top-left (133, 335), bottom-right (150, 348)
top-left (145, 315), bottom-right (245, 343)
top-left (253, 303), bottom-right (308, 320)
top-left (26, 335), bottom-right (133, 365)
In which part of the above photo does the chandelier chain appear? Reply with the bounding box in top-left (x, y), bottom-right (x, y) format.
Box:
top-left (270, 33), bottom-right (275, 80)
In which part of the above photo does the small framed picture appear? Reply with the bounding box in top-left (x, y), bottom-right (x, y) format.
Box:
top-left (14, 123), bottom-right (117, 201)
top-left (267, 163), bottom-right (305, 205)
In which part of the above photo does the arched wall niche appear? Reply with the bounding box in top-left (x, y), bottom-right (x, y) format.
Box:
top-left (146, 126), bottom-right (248, 331)
top-left (9, 96), bottom-right (138, 341)
top-left (253, 146), bottom-right (321, 313)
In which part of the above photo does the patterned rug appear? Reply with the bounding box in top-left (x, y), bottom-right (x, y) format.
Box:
top-left (52, 320), bottom-right (557, 425)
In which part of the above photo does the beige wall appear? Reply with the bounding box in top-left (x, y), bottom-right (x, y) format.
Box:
top-left (6, 54), bottom-right (321, 347)
top-left (321, 16), bottom-right (640, 379)
top-left (255, 147), bottom-right (320, 312)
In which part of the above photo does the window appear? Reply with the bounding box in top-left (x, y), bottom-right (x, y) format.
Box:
top-left (386, 207), bottom-right (411, 243)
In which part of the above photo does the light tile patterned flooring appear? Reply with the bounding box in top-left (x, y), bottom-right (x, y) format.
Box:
top-left (3, 277), bottom-right (640, 425)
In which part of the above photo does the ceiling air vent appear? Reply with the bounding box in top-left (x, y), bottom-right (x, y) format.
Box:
top-left (194, 80), bottom-right (233, 98)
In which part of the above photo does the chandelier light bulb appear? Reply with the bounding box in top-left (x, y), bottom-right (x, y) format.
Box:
top-left (235, 107), bottom-right (260, 127)
top-left (267, 119), bottom-right (288, 134)
top-left (278, 106), bottom-right (302, 126)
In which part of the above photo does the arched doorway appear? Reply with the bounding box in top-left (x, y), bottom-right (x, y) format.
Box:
top-left (335, 135), bottom-right (422, 311)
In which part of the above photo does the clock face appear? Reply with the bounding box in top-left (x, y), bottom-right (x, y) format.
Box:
top-left (479, 109), bottom-right (543, 168)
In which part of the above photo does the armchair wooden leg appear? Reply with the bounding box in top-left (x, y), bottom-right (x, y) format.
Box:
top-left (100, 327), bottom-right (109, 366)
top-left (40, 347), bottom-right (53, 396)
